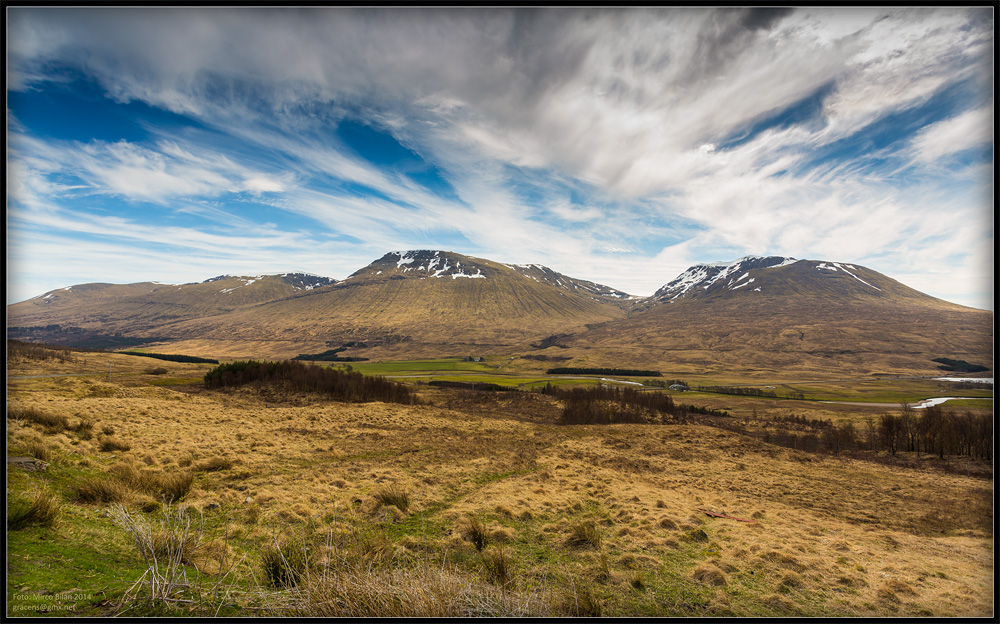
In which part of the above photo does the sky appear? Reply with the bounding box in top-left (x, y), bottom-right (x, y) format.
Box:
top-left (6, 7), bottom-right (995, 310)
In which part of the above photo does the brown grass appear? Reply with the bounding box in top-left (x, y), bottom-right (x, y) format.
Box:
top-left (7, 489), bottom-right (61, 530)
top-left (99, 436), bottom-right (131, 452)
top-left (566, 519), bottom-right (603, 549)
top-left (5, 351), bottom-right (995, 617)
top-left (373, 484), bottom-right (411, 513)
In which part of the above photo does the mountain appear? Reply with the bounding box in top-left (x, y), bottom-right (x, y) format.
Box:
top-left (6, 252), bottom-right (992, 375)
top-left (648, 256), bottom-right (946, 305)
top-left (7, 251), bottom-right (631, 359)
top-left (7, 273), bottom-right (337, 348)
top-left (151, 251), bottom-right (632, 358)
top-left (348, 251), bottom-right (633, 303)
top-left (551, 256), bottom-right (993, 376)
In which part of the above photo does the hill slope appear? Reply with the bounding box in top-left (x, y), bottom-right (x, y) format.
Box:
top-left (7, 273), bottom-right (337, 347)
top-left (551, 257), bottom-right (993, 376)
top-left (6, 253), bottom-right (992, 375)
top-left (156, 251), bottom-right (632, 358)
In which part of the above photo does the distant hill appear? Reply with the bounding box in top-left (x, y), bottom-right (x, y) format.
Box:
top-left (6, 252), bottom-right (993, 375)
top-left (6, 273), bottom-right (337, 349)
top-left (551, 257), bottom-right (994, 376)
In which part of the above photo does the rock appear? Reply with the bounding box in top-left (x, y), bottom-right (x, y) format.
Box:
top-left (7, 456), bottom-right (49, 472)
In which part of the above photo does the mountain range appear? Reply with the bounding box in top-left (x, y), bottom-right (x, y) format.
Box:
top-left (7, 251), bottom-right (993, 377)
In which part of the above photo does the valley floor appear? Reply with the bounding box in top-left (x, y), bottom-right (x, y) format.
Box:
top-left (6, 351), bottom-right (994, 617)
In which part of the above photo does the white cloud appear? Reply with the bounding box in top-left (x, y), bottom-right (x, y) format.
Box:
top-left (910, 106), bottom-right (994, 164)
top-left (5, 7), bottom-right (994, 310)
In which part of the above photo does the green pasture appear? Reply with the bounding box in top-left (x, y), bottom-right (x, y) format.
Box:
top-left (338, 357), bottom-right (993, 407)
top-left (347, 358), bottom-right (496, 375)
top-left (770, 378), bottom-right (993, 404)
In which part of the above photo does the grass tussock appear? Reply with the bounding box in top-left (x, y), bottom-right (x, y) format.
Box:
top-left (7, 489), bottom-right (61, 530)
top-left (8, 405), bottom-right (69, 432)
top-left (262, 537), bottom-right (311, 588)
top-left (566, 520), bottom-right (603, 549)
top-left (560, 581), bottom-right (603, 617)
top-left (194, 456), bottom-right (234, 472)
top-left (291, 530), bottom-right (558, 618)
top-left (73, 475), bottom-right (132, 503)
top-left (26, 439), bottom-right (54, 462)
top-left (373, 484), bottom-right (411, 513)
top-left (299, 564), bottom-right (556, 617)
top-left (75, 464), bottom-right (194, 504)
top-left (99, 436), bottom-right (132, 452)
top-left (692, 563), bottom-right (728, 586)
top-left (459, 516), bottom-right (491, 551)
top-left (480, 545), bottom-right (516, 588)
top-left (73, 417), bottom-right (96, 439)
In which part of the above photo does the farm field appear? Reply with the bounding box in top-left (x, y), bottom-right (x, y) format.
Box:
top-left (6, 347), bottom-right (994, 617)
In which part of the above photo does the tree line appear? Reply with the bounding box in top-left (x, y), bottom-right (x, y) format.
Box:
top-left (545, 367), bottom-right (662, 377)
top-left (697, 385), bottom-right (806, 400)
top-left (121, 351), bottom-right (219, 364)
top-left (873, 405), bottom-right (992, 460)
top-left (292, 347), bottom-right (369, 362)
top-left (538, 384), bottom-right (729, 425)
top-left (698, 404), bottom-right (992, 465)
top-left (203, 360), bottom-right (417, 405)
top-left (7, 339), bottom-right (76, 363)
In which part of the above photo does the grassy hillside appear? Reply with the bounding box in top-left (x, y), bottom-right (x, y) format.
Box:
top-left (7, 275), bottom-right (338, 343)
top-left (6, 348), bottom-right (993, 617)
top-left (153, 255), bottom-right (629, 357)
top-left (552, 294), bottom-right (994, 378)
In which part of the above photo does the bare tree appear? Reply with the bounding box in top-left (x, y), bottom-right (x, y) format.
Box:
top-left (879, 414), bottom-right (902, 457)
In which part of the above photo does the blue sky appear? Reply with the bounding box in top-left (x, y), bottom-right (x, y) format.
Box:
top-left (6, 7), bottom-right (994, 309)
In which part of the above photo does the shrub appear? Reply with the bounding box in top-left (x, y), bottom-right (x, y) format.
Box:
top-left (108, 503), bottom-right (204, 602)
top-left (373, 485), bottom-right (410, 513)
top-left (203, 359), bottom-right (416, 405)
top-left (7, 489), bottom-right (61, 530)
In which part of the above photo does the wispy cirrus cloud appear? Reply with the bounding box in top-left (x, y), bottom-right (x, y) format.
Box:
top-left (6, 7), bottom-right (994, 309)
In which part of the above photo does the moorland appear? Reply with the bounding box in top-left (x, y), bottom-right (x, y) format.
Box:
top-left (6, 341), bottom-right (993, 617)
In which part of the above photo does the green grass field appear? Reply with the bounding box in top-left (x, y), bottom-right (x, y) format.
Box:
top-left (342, 357), bottom-right (992, 408)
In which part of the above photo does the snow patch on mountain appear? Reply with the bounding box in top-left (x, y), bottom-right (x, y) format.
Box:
top-left (817, 262), bottom-right (881, 291)
top-left (656, 256), bottom-right (797, 301)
